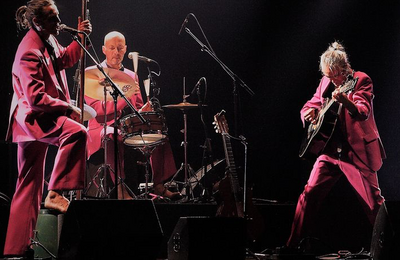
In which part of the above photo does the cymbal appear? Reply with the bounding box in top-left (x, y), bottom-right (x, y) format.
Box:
top-left (162, 102), bottom-right (206, 110)
top-left (84, 67), bottom-right (140, 101)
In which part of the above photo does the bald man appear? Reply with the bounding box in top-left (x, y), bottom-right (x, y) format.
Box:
top-left (85, 31), bottom-right (181, 200)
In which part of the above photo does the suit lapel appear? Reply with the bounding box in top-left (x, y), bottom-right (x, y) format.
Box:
top-left (47, 36), bottom-right (69, 99)
top-left (39, 36), bottom-right (68, 101)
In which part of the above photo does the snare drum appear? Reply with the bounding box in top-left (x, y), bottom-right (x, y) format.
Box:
top-left (119, 111), bottom-right (167, 147)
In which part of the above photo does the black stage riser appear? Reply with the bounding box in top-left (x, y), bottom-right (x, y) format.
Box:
top-left (168, 216), bottom-right (246, 260)
top-left (31, 199), bottom-right (379, 259)
top-left (57, 200), bottom-right (163, 260)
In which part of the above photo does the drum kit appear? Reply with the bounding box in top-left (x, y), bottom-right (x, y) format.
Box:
top-left (82, 67), bottom-right (209, 201)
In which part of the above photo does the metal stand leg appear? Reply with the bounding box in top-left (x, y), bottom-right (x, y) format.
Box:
top-left (135, 145), bottom-right (159, 200)
top-left (83, 85), bottom-right (135, 200)
top-left (84, 163), bottom-right (113, 198)
top-left (165, 109), bottom-right (196, 202)
top-left (109, 175), bottom-right (137, 200)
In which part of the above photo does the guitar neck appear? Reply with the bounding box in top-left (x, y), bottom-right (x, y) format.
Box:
top-left (319, 77), bottom-right (358, 116)
top-left (222, 133), bottom-right (241, 195)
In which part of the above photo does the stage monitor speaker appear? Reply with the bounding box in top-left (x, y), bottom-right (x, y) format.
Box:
top-left (168, 216), bottom-right (246, 260)
top-left (58, 199), bottom-right (163, 260)
top-left (370, 201), bottom-right (400, 260)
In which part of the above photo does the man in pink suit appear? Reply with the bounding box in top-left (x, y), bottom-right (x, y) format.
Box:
top-left (287, 41), bottom-right (386, 248)
top-left (4, 0), bottom-right (92, 257)
top-left (85, 31), bottom-right (182, 200)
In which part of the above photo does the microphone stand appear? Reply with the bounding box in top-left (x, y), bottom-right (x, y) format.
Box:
top-left (70, 33), bottom-right (147, 199)
top-left (146, 66), bottom-right (158, 107)
top-left (196, 84), bottom-right (214, 202)
top-left (182, 25), bottom-right (258, 257)
top-left (182, 27), bottom-right (254, 136)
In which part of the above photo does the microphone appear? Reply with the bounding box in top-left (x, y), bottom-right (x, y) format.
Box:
top-left (178, 15), bottom-right (189, 35)
top-left (127, 53), bottom-right (156, 63)
top-left (191, 77), bottom-right (204, 95)
top-left (59, 24), bottom-right (84, 34)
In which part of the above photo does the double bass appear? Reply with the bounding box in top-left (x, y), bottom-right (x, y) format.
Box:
top-left (74, 0), bottom-right (90, 200)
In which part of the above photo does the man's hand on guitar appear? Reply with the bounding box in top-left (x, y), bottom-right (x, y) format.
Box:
top-left (332, 88), bottom-right (348, 104)
top-left (304, 108), bottom-right (318, 124)
top-left (332, 89), bottom-right (358, 115)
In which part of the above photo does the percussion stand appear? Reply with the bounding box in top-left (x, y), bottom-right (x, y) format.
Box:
top-left (135, 65), bottom-right (162, 199)
top-left (84, 87), bottom-right (136, 199)
top-left (136, 145), bottom-right (158, 199)
top-left (84, 87), bottom-right (113, 198)
top-left (167, 98), bottom-right (196, 202)
top-left (108, 86), bottom-right (140, 200)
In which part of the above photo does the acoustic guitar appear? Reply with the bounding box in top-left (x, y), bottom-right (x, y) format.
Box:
top-left (299, 77), bottom-right (358, 158)
top-left (213, 110), bottom-right (264, 242)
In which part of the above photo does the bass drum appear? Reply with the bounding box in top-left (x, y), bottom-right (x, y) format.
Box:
top-left (119, 111), bottom-right (167, 148)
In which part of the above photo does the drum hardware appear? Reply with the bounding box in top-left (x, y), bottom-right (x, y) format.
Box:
top-left (190, 76), bottom-right (217, 202)
top-left (84, 85), bottom-right (136, 199)
top-left (119, 110), bottom-right (169, 199)
top-left (180, 158), bottom-right (225, 198)
top-left (135, 145), bottom-right (158, 199)
top-left (163, 81), bottom-right (206, 201)
top-left (120, 58), bottom-right (171, 199)
top-left (139, 182), bottom-right (154, 194)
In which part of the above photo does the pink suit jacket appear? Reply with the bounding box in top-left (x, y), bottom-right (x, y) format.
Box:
top-left (300, 71), bottom-right (386, 172)
top-left (7, 29), bottom-right (81, 143)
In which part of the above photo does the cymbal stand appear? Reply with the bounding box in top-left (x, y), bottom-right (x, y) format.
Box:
top-left (84, 86), bottom-right (113, 198)
top-left (166, 83), bottom-right (196, 201)
top-left (106, 85), bottom-right (138, 199)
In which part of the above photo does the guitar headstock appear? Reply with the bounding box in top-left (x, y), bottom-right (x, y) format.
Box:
top-left (213, 110), bottom-right (229, 134)
top-left (340, 76), bottom-right (358, 94)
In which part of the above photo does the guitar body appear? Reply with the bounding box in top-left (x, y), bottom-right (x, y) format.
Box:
top-left (215, 174), bottom-right (244, 218)
top-left (299, 101), bottom-right (341, 158)
top-left (215, 175), bottom-right (265, 242)
top-left (299, 76), bottom-right (358, 158)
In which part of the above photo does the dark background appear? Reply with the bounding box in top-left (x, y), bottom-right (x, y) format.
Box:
top-left (1, 0), bottom-right (400, 205)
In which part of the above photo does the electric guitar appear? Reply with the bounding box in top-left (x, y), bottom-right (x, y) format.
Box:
top-left (213, 110), bottom-right (264, 241)
top-left (299, 77), bottom-right (358, 158)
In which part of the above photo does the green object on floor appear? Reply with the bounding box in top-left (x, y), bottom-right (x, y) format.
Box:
top-left (33, 209), bottom-right (63, 259)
